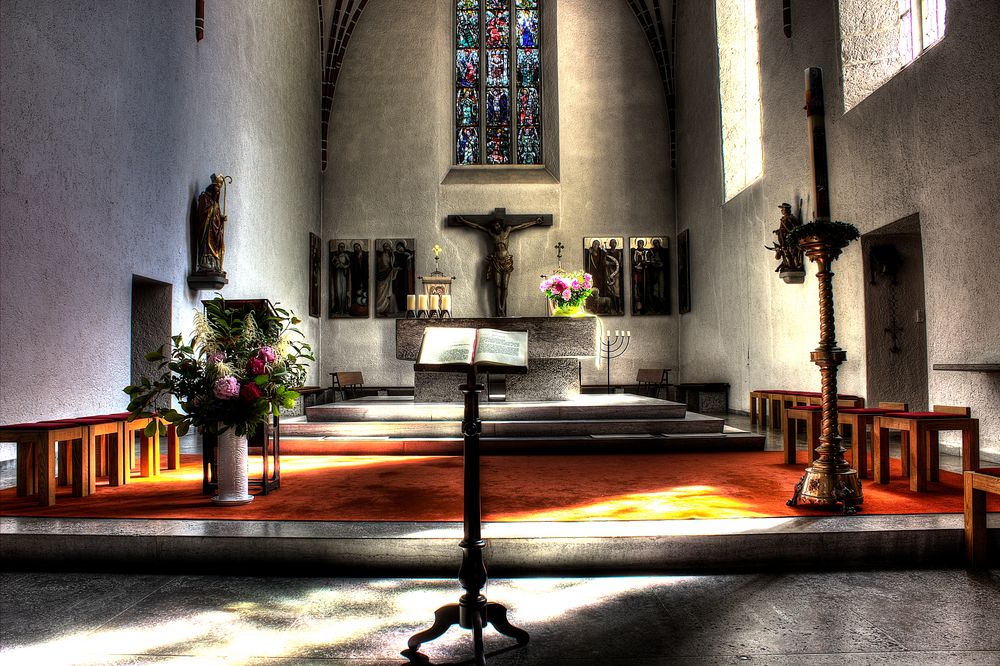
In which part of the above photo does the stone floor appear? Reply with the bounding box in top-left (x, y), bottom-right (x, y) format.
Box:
top-left (1, 569), bottom-right (998, 665)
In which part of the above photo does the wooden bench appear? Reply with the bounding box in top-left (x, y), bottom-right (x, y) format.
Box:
top-left (1, 421), bottom-right (86, 506)
top-left (636, 369), bottom-right (670, 399)
top-left (837, 402), bottom-right (907, 479)
top-left (750, 389), bottom-right (865, 430)
top-left (295, 385), bottom-right (330, 407)
top-left (964, 468), bottom-right (1000, 567)
top-left (783, 405), bottom-right (821, 465)
top-left (330, 372), bottom-right (413, 402)
top-left (873, 405), bottom-right (979, 492)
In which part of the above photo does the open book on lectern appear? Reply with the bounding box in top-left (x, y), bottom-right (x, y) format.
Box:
top-left (415, 327), bottom-right (528, 373)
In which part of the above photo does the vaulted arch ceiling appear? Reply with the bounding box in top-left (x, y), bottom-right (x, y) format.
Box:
top-left (317, 0), bottom-right (676, 171)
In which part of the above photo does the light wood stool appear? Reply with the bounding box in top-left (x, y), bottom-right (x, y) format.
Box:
top-left (964, 468), bottom-right (1000, 567)
top-left (873, 406), bottom-right (980, 492)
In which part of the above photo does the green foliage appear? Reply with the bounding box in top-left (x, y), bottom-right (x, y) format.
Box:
top-left (123, 296), bottom-right (313, 438)
top-left (788, 220), bottom-right (860, 247)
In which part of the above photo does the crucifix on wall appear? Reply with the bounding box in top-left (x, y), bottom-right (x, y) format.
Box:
top-left (448, 208), bottom-right (553, 317)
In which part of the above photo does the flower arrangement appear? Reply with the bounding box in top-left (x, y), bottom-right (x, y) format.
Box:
top-left (539, 270), bottom-right (593, 308)
top-left (124, 297), bottom-right (313, 438)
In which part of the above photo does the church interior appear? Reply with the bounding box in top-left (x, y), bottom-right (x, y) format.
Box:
top-left (2, 0), bottom-right (999, 663)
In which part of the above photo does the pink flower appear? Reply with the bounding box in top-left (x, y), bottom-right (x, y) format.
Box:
top-left (583, 274), bottom-right (593, 288)
top-left (258, 346), bottom-right (277, 363)
top-left (561, 288), bottom-right (572, 301)
top-left (240, 383), bottom-right (262, 402)
top-left (571, 279), bottom-right (580, 289)
top-left (247, 357), bottom-right (266, 376)
top-left (207, 352), bottom-right (226, 364)
top-left (213, 376), bottom-right (240, 400)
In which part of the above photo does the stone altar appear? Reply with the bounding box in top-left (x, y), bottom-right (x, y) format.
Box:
top-left (396, 317), bottom-right (598, 402)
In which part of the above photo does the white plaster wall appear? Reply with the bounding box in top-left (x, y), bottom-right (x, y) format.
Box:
top-left (675, 0), bottom-right (1000, 456)
top-left (0, 1), bottom-right (321, 448)
top-left (322, 0), bottom-right (674, 387)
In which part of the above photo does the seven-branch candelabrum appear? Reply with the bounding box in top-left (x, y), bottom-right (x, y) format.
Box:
top-left (601, 329), bottom-right (631, 394)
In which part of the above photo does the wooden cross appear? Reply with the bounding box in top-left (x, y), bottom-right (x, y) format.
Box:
top-left (447, 208), bottom-right (553, 317)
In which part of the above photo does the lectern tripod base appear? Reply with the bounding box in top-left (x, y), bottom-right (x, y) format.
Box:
top-left (404, 598), bottom-right (529, 665)
top-left (402, 367), bottom-right (528, 664)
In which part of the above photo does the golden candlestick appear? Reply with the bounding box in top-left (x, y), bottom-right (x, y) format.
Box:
top-left (787, 225), bottom-right (862, 512)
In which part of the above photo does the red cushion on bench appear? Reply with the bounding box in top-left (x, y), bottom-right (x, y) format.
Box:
top-left (52, 416), bottom-right (123, 425)
top-left (840, 407), bottom-right (896, 414)
top-left (975, 467), bottom-right (1000, 477)
top-left (883, 411), bottom-right (969, 419)
top-left (0, 421), bottom-right (83, 431)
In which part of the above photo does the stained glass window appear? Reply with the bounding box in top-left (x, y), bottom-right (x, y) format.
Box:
top-left (455, 0), bottom-right (542, 165)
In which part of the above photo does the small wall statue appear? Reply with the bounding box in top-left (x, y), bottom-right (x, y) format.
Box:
top-left (765, 202), bottom-right (805, 283)
top-left (188, 173), bottom-right (232, 290)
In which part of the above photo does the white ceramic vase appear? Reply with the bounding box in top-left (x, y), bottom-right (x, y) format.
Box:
top-left (212, 427), bottom-right (254, 505)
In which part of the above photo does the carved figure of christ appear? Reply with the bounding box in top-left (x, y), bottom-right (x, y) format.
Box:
top-left (448, 208), bottom-right (553, 317)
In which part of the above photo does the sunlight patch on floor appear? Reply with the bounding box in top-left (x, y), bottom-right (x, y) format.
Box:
top-left (495, 486), bottom-right (770, 521)
top-left (0, 577), bottom-right (682, 663)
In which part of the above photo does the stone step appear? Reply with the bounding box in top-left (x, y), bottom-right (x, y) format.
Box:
top-left (282, 412), bottom-right (724, 439)
top-left (278, 429), bottom-right (765, 456)
top-left (305, 393), bottom-right (687, 423)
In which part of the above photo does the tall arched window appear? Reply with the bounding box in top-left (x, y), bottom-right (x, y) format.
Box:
top-left (716, 0), bottom-right (763, 201)
top-left (455, 0), bottom-right (542, 165)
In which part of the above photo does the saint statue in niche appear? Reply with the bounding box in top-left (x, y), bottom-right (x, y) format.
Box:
top-left (195, 173), bottom-right (230, 274)
top-left (766, 202), bottom-right (804, 274)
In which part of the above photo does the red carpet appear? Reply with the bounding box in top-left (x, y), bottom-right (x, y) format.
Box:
top-left (1, 451), bottom-right (995, 521)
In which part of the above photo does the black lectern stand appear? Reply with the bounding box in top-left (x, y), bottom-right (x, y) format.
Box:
top-left (403, 365), bottom-right (529, 665)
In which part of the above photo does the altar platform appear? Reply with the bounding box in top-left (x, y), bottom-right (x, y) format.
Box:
top-left (281, 393), bottom-right (766, 454)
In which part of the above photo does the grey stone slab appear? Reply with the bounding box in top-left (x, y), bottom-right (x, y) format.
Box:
top-left (413, 370), bottom-right (470, 402)
top-left (0, 571), bottom-right (175, 649)
top-left (396, 317), bottom-right (599, 360)
top-left (503, 357), bottom-right (580, 401)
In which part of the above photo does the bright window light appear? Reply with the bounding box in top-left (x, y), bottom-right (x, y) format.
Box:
top-left (715, 0), bottom-right (764, 201)
top-left (840, 0), bottom-right (947, 111)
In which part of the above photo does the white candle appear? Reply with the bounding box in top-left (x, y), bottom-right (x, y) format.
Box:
top-left (626, 330), bottom-right (631, 337)
top-left (417, 294), bottom-right (429, 311)
top-left (406, 294), bottom-right (416, 311)
top-left (441, 294), bottom-right (451, 311)
top-left (430, 294), bottom-right (440, 310)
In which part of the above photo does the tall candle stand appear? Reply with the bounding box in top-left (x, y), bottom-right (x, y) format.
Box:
top-left (787, 66), bottom-right (862, 513)
top-left (601, 329), bottom-right (631, 394)
top-left (787, 231), bottom-right (862, 513)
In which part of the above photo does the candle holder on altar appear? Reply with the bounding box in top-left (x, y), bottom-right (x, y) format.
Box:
top-left (787, 221), bottom-right (862, 513)
top-left (600, 328), bottom-right (632, 394)
top-left (419, 244), bottom-right (456, 319)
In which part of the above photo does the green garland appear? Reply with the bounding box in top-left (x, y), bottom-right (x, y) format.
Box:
top-left (788, 220), bottom-right (860, 246)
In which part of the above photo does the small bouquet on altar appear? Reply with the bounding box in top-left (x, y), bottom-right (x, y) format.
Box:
top-left (124, 296), bottom-right (313, 438)
top-left (539, 270), bottom-right (593, 316)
